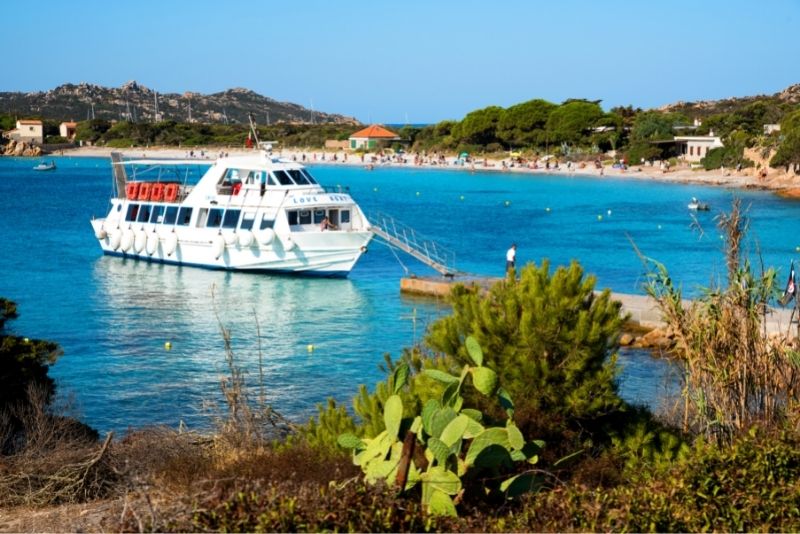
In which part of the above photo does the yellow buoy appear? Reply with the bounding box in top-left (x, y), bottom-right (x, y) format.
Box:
top-left (164, 341), bottom-right (172, 351)
top-left (545, 207), bottom-right (551, 212)
top-left (796, 246), bottom-right (800, 252)
top-left (597, 215), bottom-right (603, 221)
top-left (504, 200), bottom-right (511, 207)
top-left (460, 195), bottom-right (465, 201)
top-left (307, 344), bottom-right (314, 353)
top-left (416, 191), bottom-right (421, 196)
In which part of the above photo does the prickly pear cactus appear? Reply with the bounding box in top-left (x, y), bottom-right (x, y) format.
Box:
top-left (339, 336), bottom-right (544, 517)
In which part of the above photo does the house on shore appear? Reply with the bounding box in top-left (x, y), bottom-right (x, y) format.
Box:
top-left (59, 121), bottom-right (78, 140)
top-left (674, 133), bottom-right (724, 162)
top-left (3, 119), bottom-right (44, 144)
top-left (348, 124), bottom-right (400, 150)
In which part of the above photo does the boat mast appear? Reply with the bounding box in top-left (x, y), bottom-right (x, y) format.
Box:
top-left (248, 113), bottom-right (261, 148)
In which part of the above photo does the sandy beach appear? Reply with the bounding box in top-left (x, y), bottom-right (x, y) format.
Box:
top-left (55, 145), bottom-right (800, 198)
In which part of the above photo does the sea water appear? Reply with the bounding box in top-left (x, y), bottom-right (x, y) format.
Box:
top-left (2, 157), bottom-right (796, 433)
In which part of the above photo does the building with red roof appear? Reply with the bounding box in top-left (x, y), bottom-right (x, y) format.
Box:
top-left (348, 124), bottom-right (400, 150)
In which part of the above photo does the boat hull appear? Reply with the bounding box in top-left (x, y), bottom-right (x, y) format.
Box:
top-left (91, 219), bottom-right (372, 277)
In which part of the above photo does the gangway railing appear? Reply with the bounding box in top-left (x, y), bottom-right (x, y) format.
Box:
top-left (367, 211), bottom-right (458, 277)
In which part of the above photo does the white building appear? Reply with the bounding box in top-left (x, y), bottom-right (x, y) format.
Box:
top-left (4, 119), bottom-right (44, 144)
top-left (674, 134), bottom-right (724, 162)
top-left (59, 121), bottom-right (78, 139)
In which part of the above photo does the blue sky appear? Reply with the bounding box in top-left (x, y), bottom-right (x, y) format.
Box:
top-left (5, 0), bottom-right (799, 123)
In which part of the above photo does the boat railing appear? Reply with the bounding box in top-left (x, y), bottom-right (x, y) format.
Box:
top-left (367, 211), bottom-right (457, 277)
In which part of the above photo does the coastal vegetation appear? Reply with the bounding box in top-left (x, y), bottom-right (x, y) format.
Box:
top-left (4, 85), bottom-right (800, 176)
top-left (4, 202), bottom-right (800, 530)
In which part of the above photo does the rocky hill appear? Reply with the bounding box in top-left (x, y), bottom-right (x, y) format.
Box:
top-left (659, 83), bottom-right (800, 117)
top-left (0, 81), bottom-right (359, 125)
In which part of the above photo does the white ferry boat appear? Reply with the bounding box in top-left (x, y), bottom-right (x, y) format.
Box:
top-left (90, 147), bottom-right (373, 277)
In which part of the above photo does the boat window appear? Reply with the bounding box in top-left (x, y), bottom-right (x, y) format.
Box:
top-left (287, 210), bottom-right (298, 226)
top-left (301, 169), bottom-right (317, 184)
top-left (222, 209), bottom-right (241, 229)
top-left (244, 171), bottom-right (255, 184)
top-left (260, 215), bottom-right (275, 230)
top-left (150, 205), bottom-right (165, 224)
top-left (125, 204), bottom-right (140, 222)
top-left (137, 204), bottom-right (152, 223)
top-left (313, 209), bottom-right (325, 224)
top-left (341, 210), bottom-right (350, 224)
top-left (288, 169), bottom-right (310, 185)
top-left (240, 212), bottom-right (256, 230)
top-left (299, 210), bottom-right (311, 225)
top-left (164, 206), bottom-right (178, 225)
top-left (207, 208), bottom-right (224, 228)
top-left (177, 207), bottom-right (193, 226)
top-left (272, 170), bottom-right (295, 186)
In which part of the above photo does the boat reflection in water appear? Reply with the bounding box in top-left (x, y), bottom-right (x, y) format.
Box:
top-left (89, 255), bottom-right (380, 430)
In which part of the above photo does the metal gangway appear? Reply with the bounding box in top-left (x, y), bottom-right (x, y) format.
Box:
top-left (368, 211), bottom-right (458, 277)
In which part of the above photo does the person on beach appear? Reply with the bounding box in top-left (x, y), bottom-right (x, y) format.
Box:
top-left (506, 244), bottom-right (517, 273)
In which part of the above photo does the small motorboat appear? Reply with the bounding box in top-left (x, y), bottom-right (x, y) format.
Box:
top-left (688, 197), bottom-right (710, 211)
top-left (33, 161), bottom-right (56, 171)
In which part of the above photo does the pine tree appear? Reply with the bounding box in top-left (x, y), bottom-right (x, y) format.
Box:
top-left (426, 261), bottom-right (626, 432)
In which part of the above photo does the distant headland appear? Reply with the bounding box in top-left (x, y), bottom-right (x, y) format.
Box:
top-left (0, 81), bottom-right (359, 125)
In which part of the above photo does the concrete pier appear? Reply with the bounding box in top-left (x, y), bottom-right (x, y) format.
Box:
top-left (400, 276), bottom-right (796, 335)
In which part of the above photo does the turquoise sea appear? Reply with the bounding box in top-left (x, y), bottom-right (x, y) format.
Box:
top-left (2, 156), bottom-right (797, 433)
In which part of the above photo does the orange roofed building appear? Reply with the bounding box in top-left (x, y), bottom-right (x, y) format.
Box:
top-left (348, 124), bottom-right (400, 150)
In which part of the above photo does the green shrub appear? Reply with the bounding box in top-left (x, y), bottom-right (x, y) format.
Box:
top-left (625, 142), bottom-right (663, 164)
top-left (506, 429), bottom-right (800, 532)
top-left (44, 135), bottom-right (69, 144)
top-left (702, 145), bottom-right (753, 170)
top-left (0, 298), bottom-right (62, 417)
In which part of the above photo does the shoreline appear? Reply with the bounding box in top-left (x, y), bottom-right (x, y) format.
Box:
top-left (43, 145), bottom-right (800, 198)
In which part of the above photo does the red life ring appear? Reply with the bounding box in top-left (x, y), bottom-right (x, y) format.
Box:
top-left (137, 182), bottom-right (152, 201)
top-left (164, 183), bottom-right (179, 202)
top-left (150, 182), bottom-right (165, 202)
top-left (125, 182), bottom-right (139, 200)
top-left (232, 182), bottom-right (242, 196)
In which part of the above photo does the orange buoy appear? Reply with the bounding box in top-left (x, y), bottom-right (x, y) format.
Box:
top-left (164, 183), bottom-right (179, 202)
top-left (126, 182), bottom-right (139, 200)
top-left (138, 182), bottom-right (152, 201)
top-left (150, 182), bottom-right (165, 202)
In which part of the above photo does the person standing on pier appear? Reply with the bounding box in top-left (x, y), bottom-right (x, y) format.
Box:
top-left (506, 243), bottom-right (517, 274)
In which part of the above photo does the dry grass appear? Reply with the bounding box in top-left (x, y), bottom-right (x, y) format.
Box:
top-left (643, 199), bottom-right (800, 443)
top-left (0, 386), bottom-right (116, 508)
